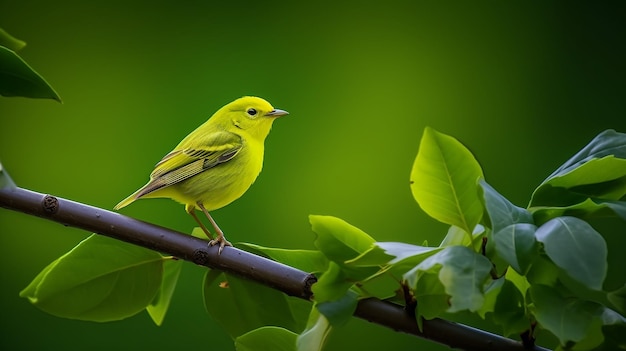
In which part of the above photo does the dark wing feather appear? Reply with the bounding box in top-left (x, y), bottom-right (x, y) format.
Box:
top-left (136, 131), bottom-right (242, 197)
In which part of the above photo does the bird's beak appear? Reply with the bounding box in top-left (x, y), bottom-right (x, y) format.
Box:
top-left (265, 109), bottom-right (289, 117)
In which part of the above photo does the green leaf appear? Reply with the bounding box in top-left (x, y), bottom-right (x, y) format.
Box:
top-left (545, 129), bottom-right (626, 181)
top-left (477, 277), bottom-right (504, 319)
top-left (544, 156), bottom-right (626, 197)
top-left (440, 225), bottom-right (486, 253)
top-left (410, 127), bottom-right (484, 235)
top-left (535, 217), bottom-right (607, 290)
top-left (311, 262), bottom-right (354, 303)
top-left (20, 257), bottom-right (62, 301)
top-left (439, 225), bottom-right (473, 247)
top-left (531, 156), bottom-right (626, 211)
top-left (309, 216), bottom-right (379, 303)
top-left (404, 246), bottom-right (493, 314)
top-left (379, 242), bottom-right (443, 277)
top-left (191, 227), bottom-right (208, 239)
top-left (316, 290), bottom-right (358, 326)
top-left (310, 215), bottom-right (375, 263)
top-left (596, 311), bottom-right (626, 351)
top-left (493, 223), bottom-right (538, 275)
top-left (203, 270), bottom-right (300, 339)
top-left (147, 257), bottom-right (183, 326)
top-left (530, 285), bottom-right (605, 347)
top-left (505, 268), bottom-right (531, 304)
top-left (235, 326), bottom-right (297, 351)
top-left (345, 244), bottom-right (394, 267)
top-left (347, 242), bottom-right (442, 301)
top-left (412, 271), bottom-right (449, 323)
top-left (203, 270), bottom-right (247, 338)
top-left (238, 243), bottom-right (328, 273)
top-left (296, 307), bottom-right (332, 351)
top-left (0, 28), bottom-right (26, 51)
top-left (347, 242), bottom-right (440, 268)
top-left (0, 46), bottom-right (61, 101)
top-left (479, 179), bottom-right (534, 232)
top-left (356, 270), bottom-right (402, 300)
top-left (525, 254), bottom-right (560, 287)
top-left (20, 234), bottom-right (163, 322)
top-left (608, 285), bottom-right (626, 315)
top-left (0, 161), bottom-right (17, 189)
top-left (492, 279), bottom-right (529, 336)
top-left (532, 198), bottom-right (626, 225)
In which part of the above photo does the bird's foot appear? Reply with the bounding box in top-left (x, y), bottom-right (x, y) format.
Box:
top-left (208, 234), bottom-right (233, 255)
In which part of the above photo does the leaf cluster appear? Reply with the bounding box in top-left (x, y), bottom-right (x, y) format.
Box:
top-left (18, 128), bottom-right (626, 350)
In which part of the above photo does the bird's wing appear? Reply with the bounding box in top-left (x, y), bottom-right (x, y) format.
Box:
top-left (137, 131), bottom-right (242, 197)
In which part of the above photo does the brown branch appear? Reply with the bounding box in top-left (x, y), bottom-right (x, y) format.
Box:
top-left (0, 178), bottom-right (550, 351)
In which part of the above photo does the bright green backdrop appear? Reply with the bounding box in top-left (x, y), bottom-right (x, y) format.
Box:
top-left (1, 1), bottom-right (624, 350)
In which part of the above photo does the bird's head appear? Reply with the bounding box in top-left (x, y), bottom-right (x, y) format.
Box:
top-left (219, 96), bottom-right (288, 141)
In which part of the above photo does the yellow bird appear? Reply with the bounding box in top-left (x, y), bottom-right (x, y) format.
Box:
top-left (114, 96), bottom-right (288, 253)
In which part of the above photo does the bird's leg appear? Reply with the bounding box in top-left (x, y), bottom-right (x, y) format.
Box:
top-left (197, 202), bottom-right (232, 254)
top-left (187, 206), bottom-right (214, 240)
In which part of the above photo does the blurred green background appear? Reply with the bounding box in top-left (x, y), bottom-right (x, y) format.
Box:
top-left (1, 1), bottom-right (625, 350)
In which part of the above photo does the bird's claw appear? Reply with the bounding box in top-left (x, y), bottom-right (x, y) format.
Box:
top-left (208, 235), bottom-right (233, 255)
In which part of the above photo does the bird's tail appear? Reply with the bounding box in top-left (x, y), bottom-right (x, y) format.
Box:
top-left (113, 192), bottom-right (138, 210)
top-left (114, 180), bottom-right (164, 210)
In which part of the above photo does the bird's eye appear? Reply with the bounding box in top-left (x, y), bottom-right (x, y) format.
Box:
top-left (247, 108), bottom-right (257, 116)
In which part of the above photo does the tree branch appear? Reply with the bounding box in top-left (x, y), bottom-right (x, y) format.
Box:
top-left (0, 180), bottom-right (550, 351)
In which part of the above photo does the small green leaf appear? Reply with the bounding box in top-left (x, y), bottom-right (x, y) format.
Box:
top-left (0, 46), bottom-right (61, 102)
top-left (410, 127), bottom-right (484, 235)
top-left (492, 279), bottom-right (529, 336)
top-left (412, 271), bottom-right (449, 323)
top-left (20, 234), bottom-right (163, 322)
top-left (404, 246), bottom-right (492, 314)
top-left (439, 225), bottom-right (472, 247)
top-left (504, 269), bottom-right (531, 304)
top-left (348, 242), bottom-right (441, 267)
top-left (203, 270), bottom-right (248, 338)
top-left (191, 227), bottom-right (208, 239)
top-left (479, 179), bottom-right (534, 232)
top-left (0, 28), bottom-right (26, 51)
top-left (309, 216), bottom-right (379, 303)
top-left (356, 270), bottom-right (402, 300)
top-left (348, 242), bottom-right (442, 299)
top-left (316, 290), bottom-right (358, 326)
top-left (238, 243), bottom-right (328, 274)
top-left (477, 277), bottom-right (504, 319)
top-left (310, 215), bottom-right (375, 263)
top-left (235, 326), bottom-right (297, 351)
top-left (607, 285), bottom-right (626, 315)
top-left (147, 257), bottom-right (183, 326)
top-left (493, 223), bottom-right (538, 275)
top-left (525, 255), bottom-right (560, 287)
top-left (296, 307), bottom-right (332, 351)
top-left (20, 257), bottom-right (62, 300)
top-left (532, 198), bottom-right (626, 225)
top-left (203, 270), bottom-right (300, 339)
top-left (0, 161), bottom-right (17, 189)
top-left (380, 242), bottom-right (443, 276)
top-left (530, 285), bottom-right (605, 347)
top-left (535, 217), bottom-right (607, 290)
top-left (311, 262), bottom-right (354, 303)
top-left (344, 244), bottom-right (395, 267)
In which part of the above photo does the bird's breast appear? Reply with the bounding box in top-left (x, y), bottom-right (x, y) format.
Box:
top-left (175, 139), bottom-right (265, 211)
